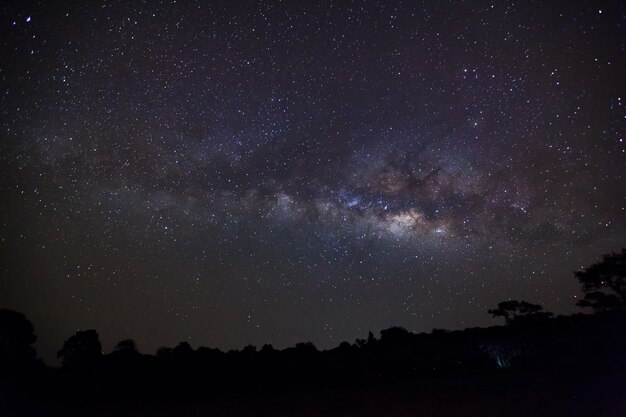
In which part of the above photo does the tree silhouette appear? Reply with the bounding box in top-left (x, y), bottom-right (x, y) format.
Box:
top-left (379, 326), bottom-right (413, 345)
top-left (173, 341), bottom-right (194, 358)
top-left (156, 346), bottom-right (173, 359)
top-left (57, 329), bottom-right (102, 368)
top-left (260, 343), bottom-right (276, 354)
top-left (0, 309), bottom-right (37, 369)
top-left (114, 338), bottom-right (138, 354)
top-left (242, 344), bottom-right (258, 355)
top-left (488, 301), bottom-right (553, 324)
top-left (575, 249), bottom-right (626, 312)
top-left (294, 341), bottom-right (318, 355)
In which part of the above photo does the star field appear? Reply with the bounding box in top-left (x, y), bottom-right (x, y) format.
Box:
top-left (1, 0), bottom-right (624, 363)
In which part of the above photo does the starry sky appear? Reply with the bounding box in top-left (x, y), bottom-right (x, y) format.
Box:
top-left (1, 0), bottom-right (624, 364)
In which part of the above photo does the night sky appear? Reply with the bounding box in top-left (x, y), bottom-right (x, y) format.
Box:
top-left (1, 1), bottom-right (624, 364)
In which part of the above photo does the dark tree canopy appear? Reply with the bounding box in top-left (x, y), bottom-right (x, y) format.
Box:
top-left (488, 301), bottom-right (553, 324)
top-left (114, 338), bottom-right (138, 353)
top-left (294, 341), bottom-right (318, 354)
top-left (260, 343), bottom-right (276, 354)
top-left (0, 309), bottom-right (37, 368)
top-left (57, 329), bottom-right (102, 368)
top-left (379, 326), bottom-right (413, 345)
top-left (173, 341), bottom-right (194, 357)
top-left (575, 249), bottom-right (626, 312)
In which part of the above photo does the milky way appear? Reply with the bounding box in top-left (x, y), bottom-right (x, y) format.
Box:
top-left (1, 1), bottom-right (624, 363)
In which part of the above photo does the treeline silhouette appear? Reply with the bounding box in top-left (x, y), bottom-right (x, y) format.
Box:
top-left (1, 249), bottom-right (625, 416)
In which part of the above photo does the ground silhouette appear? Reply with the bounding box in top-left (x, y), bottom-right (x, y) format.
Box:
top-left (1, 250), bottom-right (625, 416)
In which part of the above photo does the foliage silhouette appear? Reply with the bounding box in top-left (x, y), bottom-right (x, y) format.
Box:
top-left (0, 309), bottom-right (37, 370)
top-left (57, 329), bottom-right (102, 368)
top-left (575, 248), bottom-right (626, 311)
top-left (114, 338), bottom-right (138, 354)
top-left (488, 300), bottom-right (553, 324)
